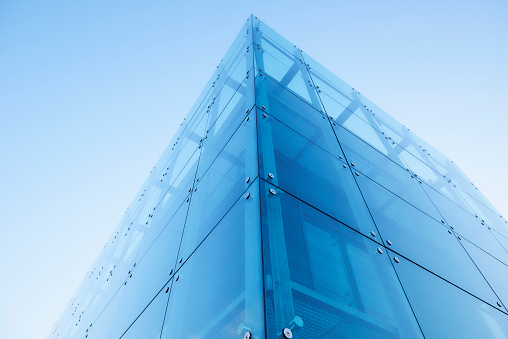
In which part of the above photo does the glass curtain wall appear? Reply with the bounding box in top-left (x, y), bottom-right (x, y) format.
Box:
top-left (49, 15), bottom-right (508, 339)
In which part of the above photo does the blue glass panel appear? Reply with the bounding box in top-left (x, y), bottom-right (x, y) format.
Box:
top-left (255, 47), bottom-right (320, 108)
top-left (161, 182), bottom-right (264, 338)
top-left (462, 239), bottom-right (508, 311)
top-left (214, 47), bottom-right (253, 99)
top-left (216, 20), bottom-right (252, 77)
top-left (257, 104), bottom-right (344, 164)
top-left (493, 230), bottom-right (508, 253)
top-left (391, 251), bottom-right (508, 338)
top-left (256, 74), bottom-right (324, 119)
top-left (300, 51), bottom-right (356, 103)
top-left (354, 94), bottom-right (408, 144)
top-left (198, 79), bottom-right (255, 179)
top-left (119, 285), bottom-right (170, 339)
top-left (457, 188), bottom-right (508, 239)
top-left (258, 109), bottom-right (377, 237)
top-left (334, 124), bottom-right (441, 220)
top-left (331, 118), bottom-right (407, 169)
top-left (332, 123), bottom-right (405, 175)
top-left (140, 195), bottom-right (189, 260)
top-left (157, 146), bottom-right (200, 210)
top-left (421, 176), bottom-right (474, 213)
top-left (178, 115), bottom-right (257, 261)
top-left (420, 183), bottom-right (508, 263)
top-left (317, 90), bottom-right (354, 119)
top-left (253, 27), bottom-right (323, 113)
top-left (395, 148), bottom-right (444, 186)
top-left (260, 180), bottom-right (423, 338)
top-left (86, 287), bottom-right (126, 339)
top-left (106, 197), bottom-right (188, 338)
top-left (356, 171), bottom-right (501, 307)
top-left (253, 16), bottom-right (302, 62)
top-left (80, 261), bottom-right (136, 335)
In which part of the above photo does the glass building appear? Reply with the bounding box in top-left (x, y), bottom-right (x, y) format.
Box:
top-left (48, 15), bottom-right (508, 339)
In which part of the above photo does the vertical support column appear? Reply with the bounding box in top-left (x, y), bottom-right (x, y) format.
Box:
top-left (242, 17), bottom-right (263, 338)
top-left (253, 15), bottom-right (297, 338)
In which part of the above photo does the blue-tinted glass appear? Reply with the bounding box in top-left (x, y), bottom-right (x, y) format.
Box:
top-left (260, 180), bottom-right (422, 338)
top-left (462, 239), bottom-right (508, 311)
top-left (255, 47), bottom-right (320, 108)
top-left (141, 195), bottom-right (189, 259)
top-left (216, 19), bottom-right (252, 78)
top-left (157, 146), bottom-right (200, 210)
top-left (50, 16), bottom-right (508, 339)
top-left (493, 230), bottom-right (508, 253)
top-left (253, 26), bottom-right (323, 113)
top-left (457, 188), bottom-right (508, 238)
top-left (421, 182), bottom-right (508, 263)
top-left (332, 124), bottom-right (404, 175)
top-left (208, 71), bottom-right (255, 140)
top-left (257, 103), bottom-right (344, 163)
top-left (332, 109), bottom-right (393, 155)
top-left (178, 115), bottom-right (257, 261)
top-left (86, 287), bottom-right (126, 339)
top-left (256, 74), bottom-right (324, 119)
top-left (253, 16), bottom-right (301, 62)
top-left (214, 44), bottom-right (253, 98)
top-left (396, 147), bottom-right (444, 185)
top-left (119, 286), bottom-right (170, 339)
top-left (161, 183), bottom-right (264, 338)
top-left (258, 109), bottom-right (377, 237)
top-left (333, 124), bottom-right (442, 220)
top-left (354, 93), bottom-right (408, 143)
top-left (317, 90), bottom-right (355, 119)
top-left (198, 81), bottom-right (255, 179)
top-left (79, 260), bottom-right (135, 335)
top-left (421, 176), bottom-right (475, 213)
top-left (391, 252), bottom-right (508, 338)
top-left (356, 171), bottom-right (501, 307)
top-left (106, 198), bottom-right (188, 338)
top-left (301, 51), bottom-right (356, 103)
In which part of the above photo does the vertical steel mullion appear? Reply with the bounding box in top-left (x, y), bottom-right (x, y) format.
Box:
top-left (253, 15), bottom-right (296, 337)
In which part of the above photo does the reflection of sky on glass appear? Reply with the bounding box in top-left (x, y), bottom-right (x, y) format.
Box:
top-left (1, 1), bottom-right (507, 338)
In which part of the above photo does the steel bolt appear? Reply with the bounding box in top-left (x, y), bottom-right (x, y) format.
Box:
top-left (394, 257), bottom-right (400, 263)
top-left (268, 173), bottom-right (274, 179)
top-left (282, 328), bottom-right (293, 339)
top-left (386, 240), bottom-right (392, 246)
top-left (269, 188), bottom-right (276, 195)
top-left (244, 332), bottom-right (252, 339)
top-left (377, 248), bottom-right (383, 254)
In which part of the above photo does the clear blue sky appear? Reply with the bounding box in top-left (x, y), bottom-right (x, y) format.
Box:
top-left (1, 1), bottom-right (507, 338)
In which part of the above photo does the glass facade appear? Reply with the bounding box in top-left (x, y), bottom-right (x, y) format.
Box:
top-left (48, 15), bottom-right (508, 339)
